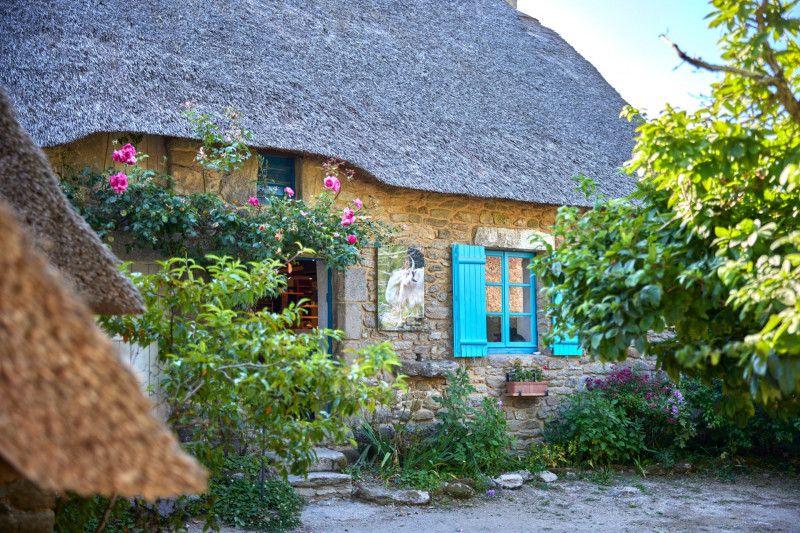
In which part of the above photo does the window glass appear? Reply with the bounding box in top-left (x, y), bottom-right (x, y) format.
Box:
top-left (486, 285), bottom-right (502, 313)
top-left (485, 255), bottom-right (502, 283)
top-left (486, 252), bottom-right (537, 350)
top-left (508, 286), bottom-right (532, 314)
top-left (509, 316), bottom-right (533, 343)
top-left (508, 257), bottom-right (531, 284)
top-left (487, 315), bottom-right (503, 343)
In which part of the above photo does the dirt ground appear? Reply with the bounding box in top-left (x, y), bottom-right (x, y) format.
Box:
top-left (193, 468), bottom-right (800, 533)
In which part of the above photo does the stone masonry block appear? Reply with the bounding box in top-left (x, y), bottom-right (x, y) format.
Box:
top-left (337, 268), bottom-right (368, 302)
top-left (337, 303), bottom-right (362, 339)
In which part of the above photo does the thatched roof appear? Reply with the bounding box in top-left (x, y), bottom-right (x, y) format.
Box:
top-left (0, 0), bottom-right (635, 207)
top-left (0, 88), bottom-right (145, 315)
top-left (0, 197), bottom-right (206, 499)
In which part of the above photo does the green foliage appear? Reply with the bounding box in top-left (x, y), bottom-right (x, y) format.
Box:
top-left (524, 442), bottom-right (576, 473)
top-left (584, 367), bottom-right (696, 449)
top-left (546, 392), bottom-right (646, 467)
top-left (60, 106), bottom-right (394, 269)
top-left (56, 457), bottom-right (303, 532)
top-left (507, 360), bottom-right (540, 382)
top-left (181, 104), bottom-right (253, 194)
top-left (683, 378), bottom-right (800, 454)
top-left (100, 256), bottom-right (403, 477)
top-left (532, 1), bottom-right (800, 422)
top-left (60, 162), bottom-right (392, 270)
top-left (357, 368), bottom-right (514, 484)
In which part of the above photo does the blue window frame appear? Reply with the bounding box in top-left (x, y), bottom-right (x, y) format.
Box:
top-left (485, 251), bottom-right (537, 354)
top-left (256, 154), bottom-right (295, 202)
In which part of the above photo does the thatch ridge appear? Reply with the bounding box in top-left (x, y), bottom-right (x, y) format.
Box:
top-left (0, 198), bottom-right (207, 499)
top-left (0, 0), bottom-right (635, 207)
top-left (0, 88), bottom-right (145, 315)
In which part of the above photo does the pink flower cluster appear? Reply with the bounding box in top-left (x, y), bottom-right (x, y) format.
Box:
top-left (323, 175), bottom-right (341, 193)
top-left (112, 143), bottom-right (137, 166)
top-left (248, 197), bottom-right (259, 206)
top-left (341, 208), bottom-right (355, 227)
top-left (284, 187), bottom-right (295, 198)
top-left (109, 172), bottom-right (128, 194)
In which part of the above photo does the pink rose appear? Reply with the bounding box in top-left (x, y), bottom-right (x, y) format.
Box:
top-left (340, 208), bottom-right (355, 227)
top-left (333, 232), bottom-right (339, 237)
top-left (284, 187), bottom-right (295, 197)
top-left (347, 234), bottom-right (358, 245)
top-left (353, 198), bottom-right (363, 209)
top-left (248, 197), bottom-right (259, 206)
top-left (109, 172), bottom-right (128, 194)
top-left (113, 143), bottom-right (137, 165)
top-left (323, 175), bottom-right (341, 193)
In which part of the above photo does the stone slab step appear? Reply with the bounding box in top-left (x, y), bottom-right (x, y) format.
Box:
top-left (288, 472), bottom-right (352, 501)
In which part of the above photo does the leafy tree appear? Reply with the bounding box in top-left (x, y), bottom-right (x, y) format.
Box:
top-left (101, 255), bottom-right (402, 476)
top-left (533, 0), bottom-right (800, 423)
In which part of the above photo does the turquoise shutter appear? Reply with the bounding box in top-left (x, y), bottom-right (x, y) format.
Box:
top-left (257, 155), bottom-right (296, 201)
top-left (452, 245), bottom-right (487, 358)
top-left (551, 291), bottom-right (582, 356)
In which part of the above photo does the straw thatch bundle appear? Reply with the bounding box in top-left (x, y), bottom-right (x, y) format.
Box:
top-left (0, 196), bottom-right (206, 498)
top-left (0, 0), bottom-right (635, 206)
top-left (0, 87), bottom-right (206, 499)
top-left (0, 88), bottom-right (144, 315)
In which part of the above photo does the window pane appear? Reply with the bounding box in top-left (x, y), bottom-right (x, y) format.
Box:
top-left (487, 315), bottom-right (503, 343)
top-left (509, 316), bottom-right (533, 343)
top-left (508, 256), bottom-right (531, 284)
top-left (508, 286), bottom-right (532, 314)
top-left (486, 285), bottom-right (502, 313)
top-left (486, 255), bottom-right (502, 283)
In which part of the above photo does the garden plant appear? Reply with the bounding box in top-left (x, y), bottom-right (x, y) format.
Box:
top-left (55, 107), bottom-right (403, 532)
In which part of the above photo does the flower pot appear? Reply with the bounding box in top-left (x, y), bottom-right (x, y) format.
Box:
top-left (505, 381), bottom-right (548, 396)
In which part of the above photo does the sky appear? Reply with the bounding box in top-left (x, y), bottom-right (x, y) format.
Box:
top-left (517, 0), bottom-right (725, 116)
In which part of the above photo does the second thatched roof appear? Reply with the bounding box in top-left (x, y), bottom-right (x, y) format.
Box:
top-left (0, 0), bottom-right (635, 207)
top-left (0, 196), bottom-right (206, 499)
top-left (0, 88), bottom-right (145, 315)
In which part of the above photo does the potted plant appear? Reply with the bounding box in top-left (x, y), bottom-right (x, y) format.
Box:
top-left (505, 360), bottom-right (548, 396)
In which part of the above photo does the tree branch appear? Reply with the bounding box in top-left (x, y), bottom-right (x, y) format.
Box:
top-left (659, 34), bottom-right (776, 83)
top-left (660, 29), bottom-right (800, 126)
top-left (754, 0), bottom-right (800, 126)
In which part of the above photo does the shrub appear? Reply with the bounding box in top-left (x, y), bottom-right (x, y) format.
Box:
top-left (546, 392), bottom-right (645, 466)
top-left (585, 366), bottom-right (695, 449)
top-left (357, 368), bottom-right (515, 483)
top-left (682, 378), bottom-right (800, 455)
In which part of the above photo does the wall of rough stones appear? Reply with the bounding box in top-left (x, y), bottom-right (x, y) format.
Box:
top-left (45, 136), bottom-right (656, 449)
top-left (297, 156), bottom-right (657, 449)
top-left (0, 458), bottom-right (54, 533)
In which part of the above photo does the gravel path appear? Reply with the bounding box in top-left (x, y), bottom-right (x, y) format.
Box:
top-left (291, 470), bottom-right (800, 533)
top-left (188, 468), bottom-right (800, 533)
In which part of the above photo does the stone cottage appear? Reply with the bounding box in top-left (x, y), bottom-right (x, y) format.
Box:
top-left (1, 0), bottom-right (638, 447)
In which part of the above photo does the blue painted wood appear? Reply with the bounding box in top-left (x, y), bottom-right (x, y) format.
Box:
top-left (257, 155), bottom-right (296, 201)
top-left (453, 245), bottom-right (488, 358)
top-left (486, 251), bottom-right (537, 352)
top-left (551, 291), bottom-right (582, 356)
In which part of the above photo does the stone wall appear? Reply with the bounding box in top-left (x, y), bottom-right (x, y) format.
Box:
top-left (297, 156), bottom-right (657, 449)
top-left (0, 458), bottom-right (54, 533)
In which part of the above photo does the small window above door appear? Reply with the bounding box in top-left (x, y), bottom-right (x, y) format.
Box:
top-left (256, 154), bottom-right (295, 202)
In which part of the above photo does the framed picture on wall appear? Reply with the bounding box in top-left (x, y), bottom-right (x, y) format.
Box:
top-left (377, 245), bottom-right (425, 331)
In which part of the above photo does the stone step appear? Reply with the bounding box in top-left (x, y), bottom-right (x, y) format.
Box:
top-left (308, 447), bottom-right (348, 473)
top-left (288, 472), bottom-right (352, 501)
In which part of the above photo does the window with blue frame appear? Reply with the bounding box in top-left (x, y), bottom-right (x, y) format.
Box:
top-left (485, 251), bottom-right (537, 353)
top-left (256, 154), bottom-right (295, 202)
top-left (452, 244), bottom-right (580, 358)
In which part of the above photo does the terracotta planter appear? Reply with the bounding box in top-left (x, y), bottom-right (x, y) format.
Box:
top-left (505, 381), bottom-right (548, 396)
